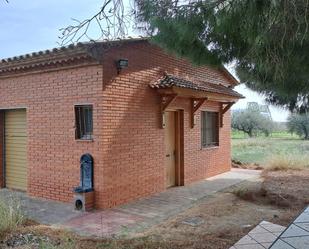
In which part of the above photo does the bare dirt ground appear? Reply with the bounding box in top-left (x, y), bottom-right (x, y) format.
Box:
top-left (1, 169), bottom-right (309, 249)
top-left (142, 177), bottom-right (302, 249)
top-left (262, 170), bottom-right (309, 208)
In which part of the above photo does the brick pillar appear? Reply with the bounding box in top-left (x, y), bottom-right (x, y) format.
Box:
top-left (0, 111), bottom-right (4, 188)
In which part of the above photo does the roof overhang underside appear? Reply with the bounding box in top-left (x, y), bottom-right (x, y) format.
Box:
top-left (149, 74), bottom-right (244, 128)
top-left (157, 86), bottom-right (241, 103)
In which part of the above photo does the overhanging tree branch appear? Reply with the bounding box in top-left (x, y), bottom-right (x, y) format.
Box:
top-left (59, 0), bottom-right (309, 112)
top-left (58, 0), bottom-right (230, 45)
top-left (59, 0), bottom-right (135, 45)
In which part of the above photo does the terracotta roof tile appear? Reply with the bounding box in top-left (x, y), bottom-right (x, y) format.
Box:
top-left (149, 74), bottom-right (244, 98)
top-left (0, 37), bottom-right (239, 88)
top-left (0, 38), bottom-right (148, 75)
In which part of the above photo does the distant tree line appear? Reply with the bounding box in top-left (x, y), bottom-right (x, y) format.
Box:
top-left (232, 109), bottom-right (273, 137)
top-left (232, 107), bottom-right (309, 140)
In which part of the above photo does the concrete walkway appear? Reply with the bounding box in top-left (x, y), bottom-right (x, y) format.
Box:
top-left (0, 169), bottom-right (260, 238)
top-left (0, 189), bottom-right (81, 225)
top-left (63, 169), bottom-right (260, 237)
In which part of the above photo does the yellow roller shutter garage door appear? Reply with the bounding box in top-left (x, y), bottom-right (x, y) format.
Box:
top-left (5, 109), bottom-right (27, 191)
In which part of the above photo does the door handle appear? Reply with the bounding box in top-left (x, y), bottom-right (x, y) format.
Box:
top-left (166, 154), bottom-right (170, 157)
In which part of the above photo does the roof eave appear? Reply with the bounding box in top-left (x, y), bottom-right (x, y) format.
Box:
top-left (155, 86), bottom-right (243, 102)
top-left (219, 66), bottom-right (239, 85)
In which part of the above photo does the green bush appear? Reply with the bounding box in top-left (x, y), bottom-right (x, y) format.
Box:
top-left (0, 195), bottom-right (24, 235)
top-left (287, 113), bottom-right (309, 139)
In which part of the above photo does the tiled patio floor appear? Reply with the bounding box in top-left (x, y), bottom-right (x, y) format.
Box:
top-left (270, 206), bottom-right (309, 249)
top-left (232, 206), bottom-right (309, 249)
top-left (230, 221), bottom-right (286, 249)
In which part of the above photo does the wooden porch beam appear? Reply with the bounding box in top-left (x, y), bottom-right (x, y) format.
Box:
top-left (191, 98), bottom-right (207, 128)
top-left (222, 102), bottom-right (234, 114)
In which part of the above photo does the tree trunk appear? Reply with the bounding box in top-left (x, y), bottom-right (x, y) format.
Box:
top-left (304, 128), bottom-right (309, 140)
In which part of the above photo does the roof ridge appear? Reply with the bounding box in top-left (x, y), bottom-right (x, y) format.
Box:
top-left (0, 37), bottom-right (150, 75)
top-left (0, 37), bottom-right (149, 64)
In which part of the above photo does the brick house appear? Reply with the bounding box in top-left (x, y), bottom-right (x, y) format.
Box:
top-left (0, 38), bottom-right (243, 209)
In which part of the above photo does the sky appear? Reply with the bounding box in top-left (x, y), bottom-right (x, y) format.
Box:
top-left (0, 1), bottom-right (290, 122)
top-left (232, 84), bottom-right (290, 122)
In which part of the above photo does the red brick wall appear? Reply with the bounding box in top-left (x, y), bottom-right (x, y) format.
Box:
top-left (0, 65), bottom-right (104, 202)
top-left (0, 41), bottom-right (233, 208)
top-left (0, 111), bottom-right (3, 188)
top-left (98, 41), bottom-right (233, 208)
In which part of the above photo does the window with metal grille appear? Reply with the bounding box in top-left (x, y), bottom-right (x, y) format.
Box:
top-left (201, 111), bottom-right (219, 147)
top-left (75, 105), bottom-right (93, 140)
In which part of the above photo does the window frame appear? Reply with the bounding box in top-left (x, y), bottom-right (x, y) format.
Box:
top-left (201, 111), bottom-right (219, 148)
top-left (74, 104), bottom-right (93, 141)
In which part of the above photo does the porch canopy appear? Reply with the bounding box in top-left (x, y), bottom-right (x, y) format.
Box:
top-left (149, 74), bottom-right (244, 128)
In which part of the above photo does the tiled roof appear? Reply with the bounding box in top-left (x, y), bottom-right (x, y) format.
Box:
top-left (0, 37), bottom-right (239, 86)
top-left (0, 38), bottom-right (148, 74)
top-left (149, 74), bottom-right (244, 98)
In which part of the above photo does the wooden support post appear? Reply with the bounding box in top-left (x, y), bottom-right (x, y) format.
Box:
top-left (160, 94), bottom-right (177, 128)
top-left (219, 103), bottom-right (224, 128)
top-left (190, 98), bottom-right (207, 128)
top-left (219, 102), bottom-right (235, 127)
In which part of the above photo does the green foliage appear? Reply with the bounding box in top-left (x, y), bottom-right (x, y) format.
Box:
top-left (232, 109), bottom-right (273, 137)
top-left (136, 0), bottom-right (309, 112)
top-left (287, 113), bottom-right (309, 139)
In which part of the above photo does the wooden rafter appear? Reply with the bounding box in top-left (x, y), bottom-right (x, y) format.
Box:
top-left (161, 94), bottom-right (177, 113)
top-left (222, 102), bottom-right (234, 114)
top-left (219, 102), bottom-right (235, 127)
top-left (191, 98), bottom-right (207, 128)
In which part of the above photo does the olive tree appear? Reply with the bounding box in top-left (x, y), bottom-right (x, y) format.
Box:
top-left (287, 113), bottom-right (309, 139)
top-left (232, 109), bottom-right (274, 137)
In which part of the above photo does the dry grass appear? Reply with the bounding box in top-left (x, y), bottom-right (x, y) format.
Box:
top-left (262, 169), bottom-right (309, 208)
top-left (38, 238), bottom-right (76, 249)
top-left (0, 195), bottom-right (24, 238)
top-left (232, 159), bottom-right (263, 170)
top-left (265, 155), bottom-right (309, 171)
top-left (233, 138), bottom-right (271, 149)
top-left (232, 169), bottom-right (309, 210)
top-left (232, 186), bottom-right (267, 202)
